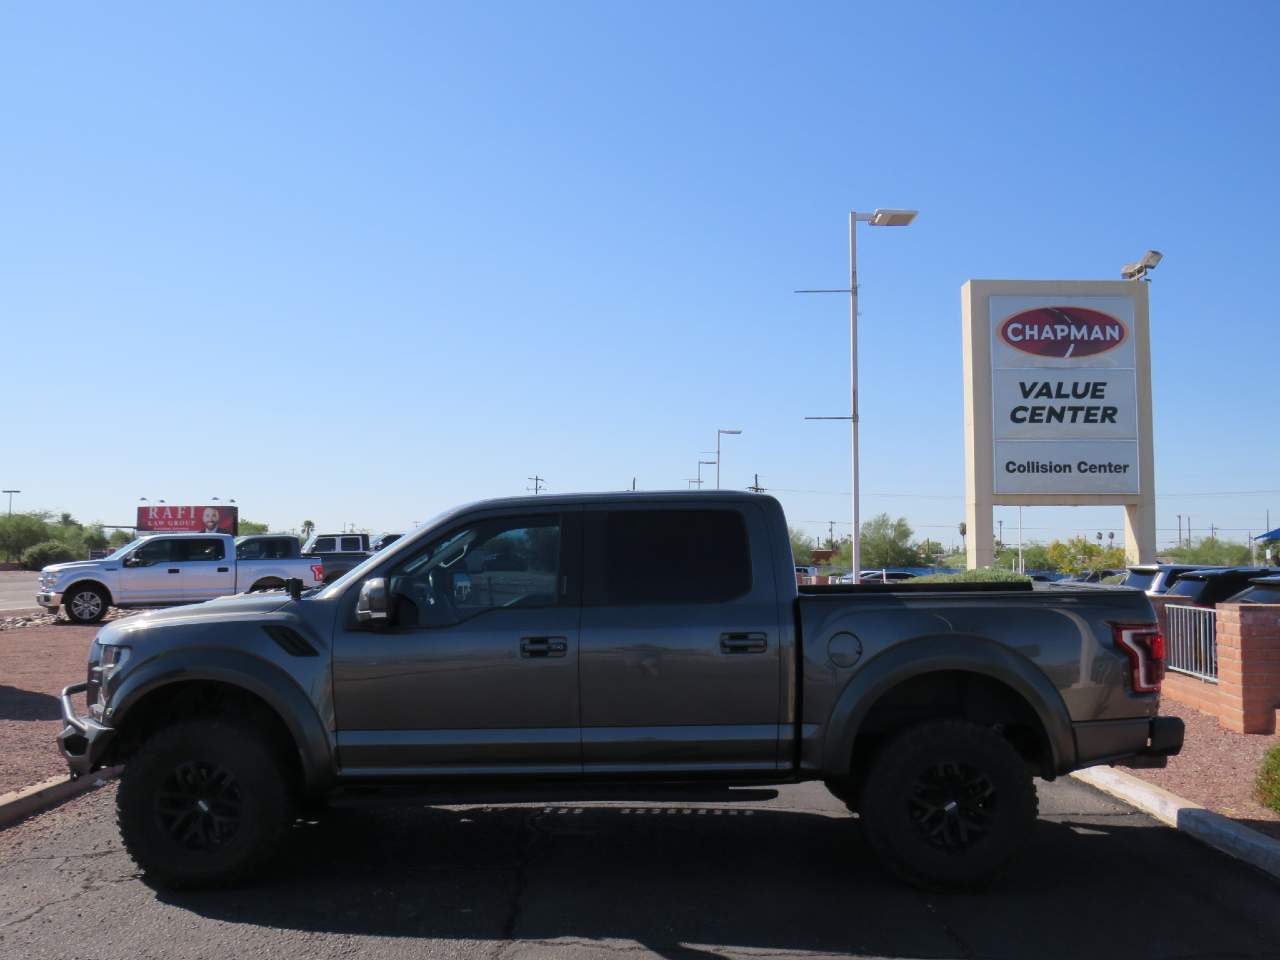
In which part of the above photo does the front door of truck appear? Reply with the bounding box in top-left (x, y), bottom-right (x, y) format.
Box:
top-left (577, 505), bottom-right (782, 773)
top-left (121, 537), bottom-right (184, 603)
top-left (332, 509), bottom-right (583, 776)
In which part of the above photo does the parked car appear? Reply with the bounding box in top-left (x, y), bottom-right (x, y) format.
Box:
top-left (59, 491), bottom-right (1181, 890)
top-left (1224, 574), bottom-right (1280, 605)
top-left (371, 532), bottom-right (403, 552)
top-left (1064, 568), bottom-right (1127, 583)
top-left (301, 532), bottom-right (371, 583)
top-left (37, 533), bottom-right (324, 624)
top-left (1164, 567), bottom-right (1279, 607)
top-left (859, 569), bottom-right (917, 583)
top-left (1121, 563), bottom-right (1225, 595)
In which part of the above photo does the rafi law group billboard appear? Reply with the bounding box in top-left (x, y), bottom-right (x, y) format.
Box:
top-left (990, 297), bottom-right (1139, 495)
top-left (962, 279), bottom-right (1155, 567)
top-left (136, 504), bottom-right (238, 535)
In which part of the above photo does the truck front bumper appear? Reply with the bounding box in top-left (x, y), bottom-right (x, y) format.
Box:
top-left (36, 591), bottom-right (62, 610)
top-left (1074, 714), bottom-right (1185, 770)
top-left (57, 682), bottom-right (117, 779)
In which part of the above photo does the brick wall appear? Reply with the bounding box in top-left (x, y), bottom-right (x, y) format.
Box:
top-left (1159, 601), bottom-right (1280, 735)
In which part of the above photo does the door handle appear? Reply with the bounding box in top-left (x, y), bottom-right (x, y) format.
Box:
top-left (167, 568), bottom-right (180, 575)
top-left (217, 567), bottom-right (229, 572)
top-left (720, 632), bottom-right (767, 654)
top-left (520, 636), bottom-right (568, 658)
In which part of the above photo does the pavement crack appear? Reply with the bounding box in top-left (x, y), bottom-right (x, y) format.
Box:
top-left (492, 806), bottom-right (551, 959)
top-left (918, 896), bottom-right (976, 960)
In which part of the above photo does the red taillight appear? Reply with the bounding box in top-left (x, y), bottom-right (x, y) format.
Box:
top-left (311, 563), bottom-right (324, 583)
top-left (1113, 624), bottom-right (1164, 693)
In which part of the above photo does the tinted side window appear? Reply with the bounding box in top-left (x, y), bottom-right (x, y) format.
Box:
top-left (1122, 571), bottom-right (1155, 590)
top-left (135, 539), bottom-right (178, 563)
top-left (314, 537), bottom-right (336, 552)
top-left (183, 539), bottom-right (225, 562)
top-left (237, 540), bottom-right (262, 560)
top-left (340, 536), bottom-right (364, 552)
top-left (602, 509), bottom-right (751, 605)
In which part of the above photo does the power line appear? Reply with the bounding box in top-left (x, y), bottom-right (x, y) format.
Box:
top-left (526, 476), bottom-right (546, 495)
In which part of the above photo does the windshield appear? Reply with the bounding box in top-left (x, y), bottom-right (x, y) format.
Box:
top-left (316, 510), bottom-right (447, 598)
top-left (1167, 578), bottom-right (1206, 601)
top-left (104, 539), bottom-right (144, 561)
top-left (1122, 570), bottom-right (1155, 591)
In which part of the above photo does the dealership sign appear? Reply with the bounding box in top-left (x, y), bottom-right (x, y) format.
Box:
top-left (136, 505), bottom-right (238, 535)
top-left (989, 295), bottom-right (1139, 496)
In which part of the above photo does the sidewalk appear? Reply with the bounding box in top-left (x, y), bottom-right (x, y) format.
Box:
top-left (0, 623), bottom-right (100, 793)
top-left (1130, 697), bottom-right (1280, 841)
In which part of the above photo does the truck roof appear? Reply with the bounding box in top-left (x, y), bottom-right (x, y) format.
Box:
top-left (449, 490), bottom-right (776, 511)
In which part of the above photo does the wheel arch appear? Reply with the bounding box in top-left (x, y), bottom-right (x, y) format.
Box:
top-left (63, 578), bottom-right (114, 607)
top-left (821, 635), bottom-right (1076, 781)
top-left (107, 652), bottom-right (335, 794)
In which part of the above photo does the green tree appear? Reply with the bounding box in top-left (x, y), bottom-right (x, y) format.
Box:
top-left (237, 519), bottom-right (270, 535)
top-left (301, 520), bottom-right (315, 540)
top-left (1163, 537), bottom-right (1252, 567)
top-left (0, 513), bottom-right (53, 561)
top-left (859, 514), bottom-right (924, 569)
top-left (83, 524), bottom-right (109, 551)
top-left (788, 527), bottom-right (815, 565)
top-left (917, 539), bottom-right (944, 566)
top-left (108, 529), bottom-right (133, 547)
top-left (1045, 536), bottom-right (1126, 575)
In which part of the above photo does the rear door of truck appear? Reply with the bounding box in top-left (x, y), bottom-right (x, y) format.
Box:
top-left (577, 501), bottom-right (783, 773)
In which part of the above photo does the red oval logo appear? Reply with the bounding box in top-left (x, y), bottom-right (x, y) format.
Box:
top-left (999, 307), bottom-right (1127, 358)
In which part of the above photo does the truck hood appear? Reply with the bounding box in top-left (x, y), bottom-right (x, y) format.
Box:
top-left (98, 592), bottom-right (296, 644)
top-left (43, 560), bottom-right (106, 576)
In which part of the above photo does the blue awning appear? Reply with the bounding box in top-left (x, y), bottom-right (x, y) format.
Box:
top-left (1254, 527), bottom-right (1280, 541)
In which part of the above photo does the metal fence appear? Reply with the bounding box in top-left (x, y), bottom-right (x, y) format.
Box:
top-left (1166, 604), bottom-right (1218, 682)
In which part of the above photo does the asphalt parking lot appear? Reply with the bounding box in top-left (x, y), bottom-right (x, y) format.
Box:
top-left (1, 778), bottom-right (1277, 960)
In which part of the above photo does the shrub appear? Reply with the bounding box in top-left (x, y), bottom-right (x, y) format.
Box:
top-left (21, 540), bottom-right (79, 571)
top-left (913, 568), bottom-right (1031, 584)
top-left (1258, 745), bottom-right (1280, 815)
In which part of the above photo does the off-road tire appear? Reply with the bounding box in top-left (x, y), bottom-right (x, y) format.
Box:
top-left (63, 584), bottom-right (109, 624)
top-left (117, 718), bottom-right (294, 889)
top-left (858, 719), bottom-right (1038, 890)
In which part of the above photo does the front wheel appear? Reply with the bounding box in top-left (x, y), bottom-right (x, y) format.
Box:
top-left (64, 584), bottom-right (109, 624)
top-left (117, 719), bottom-right (295, 889)
top-left (858, 719), bottom-right (1037, 890)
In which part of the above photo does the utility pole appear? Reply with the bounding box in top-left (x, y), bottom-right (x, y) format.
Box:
top-left (2, 490), bottom-right (18, 516)
top-left (747, 473), bottom-right (765, 493)
top-left (632, 477), bottom-right (636, 491)
top-left (527, 476), bottom-right (545, 495)
top-left (1177, 514), bottom-right (1182, 547)
top-left (828, 520), bottom-right (836, 549)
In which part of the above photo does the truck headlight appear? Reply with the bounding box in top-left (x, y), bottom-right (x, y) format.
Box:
top-left (99, 644), bottom-right (131, 679)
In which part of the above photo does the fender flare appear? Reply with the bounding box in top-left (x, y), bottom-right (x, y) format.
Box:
top-left (109, 649), bottom-right (335, 792)
top-left (819, 634), bottom-right (1077, 777)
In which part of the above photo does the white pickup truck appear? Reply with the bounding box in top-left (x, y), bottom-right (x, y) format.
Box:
top-left (36, 533), bottom-right (324, 624)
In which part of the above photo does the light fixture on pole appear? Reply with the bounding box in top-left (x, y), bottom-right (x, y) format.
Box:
top-left (1121, 250), bottom-right (1162, 282)
top-left (798, 209), bottom-right (918, 575)
top-left (715, 430), bottom-right (741, 489)
top-left (696, 459), bottom-right (716, 489)
top-left (2, 490), bottom-right (19, 516)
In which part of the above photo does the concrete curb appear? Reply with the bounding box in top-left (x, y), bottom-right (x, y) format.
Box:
top-left (1072, 766), bottom-right (1280, 880)
top-left (0, 767), bottom-right (122, 829)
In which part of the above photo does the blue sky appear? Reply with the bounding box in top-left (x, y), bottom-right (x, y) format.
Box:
top-left (3, 2), bottom-right (1277, 550)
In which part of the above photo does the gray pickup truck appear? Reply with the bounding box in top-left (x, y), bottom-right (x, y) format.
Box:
top-left (58, 492), bottom-right (1182, 890)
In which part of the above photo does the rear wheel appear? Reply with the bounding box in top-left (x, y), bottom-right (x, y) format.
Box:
top-left (64, 584), bottom-right (109, 624)
top-left (117, 718), bottom-right (294, 888)
top-left (858, 719), bottom-right (1037, 890)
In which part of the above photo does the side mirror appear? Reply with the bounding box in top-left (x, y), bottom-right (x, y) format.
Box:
top-left (355, 577), bottom-right (389, 624)
top-left (123, 556), bottom-right (144, 568)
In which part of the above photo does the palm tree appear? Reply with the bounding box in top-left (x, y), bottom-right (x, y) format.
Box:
top-left (301, 519), bottom-right (315, 539)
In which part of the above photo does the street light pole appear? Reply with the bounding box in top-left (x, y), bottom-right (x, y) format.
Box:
top-left (798, 208), bottom-right (916, 576)
top-left (848, 213), bottom-right (860, 574)
top-left (2, 490), bottom-right (19, 516)
top-left (715, 429), bottom-right (741, 489)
